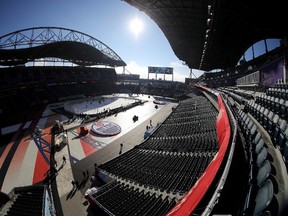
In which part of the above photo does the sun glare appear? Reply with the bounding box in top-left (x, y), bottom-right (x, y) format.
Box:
top-left (130, 16), bottom-right (143, 38)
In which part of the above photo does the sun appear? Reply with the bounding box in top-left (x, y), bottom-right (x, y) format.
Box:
top-left (129, 16), bottom-right (144, 38)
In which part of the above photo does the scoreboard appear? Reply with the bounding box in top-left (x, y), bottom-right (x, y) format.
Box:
top-left (148, 66), bottom-right (173, 74)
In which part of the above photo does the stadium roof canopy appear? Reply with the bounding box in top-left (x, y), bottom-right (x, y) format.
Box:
top-left (124, 0), bottom-right (288, 71)
top-left (0, 27), bottom-right (126, 67)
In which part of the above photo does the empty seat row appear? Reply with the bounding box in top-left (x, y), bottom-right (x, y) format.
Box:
top-left (99, 148), bottom-right (215, 193)
top-left (244, 101), bottom-right (288, 168)
top-left (255, 94), bottom-right (288, 118)
top-left (266, 87), bottom-right (288, 100)
top-left (140, 133), bottom-right (218, 152)
top-left (90, 181), bottom-right (177, 216)
top-left (237, 109), bottom-right (275, 215)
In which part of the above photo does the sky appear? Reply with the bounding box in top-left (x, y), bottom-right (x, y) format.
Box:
top-left (0, 0), bottom-right (281, 83)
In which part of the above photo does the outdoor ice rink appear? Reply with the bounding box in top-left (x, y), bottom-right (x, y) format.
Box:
top-left (60, 93), bottom-right (177, 163)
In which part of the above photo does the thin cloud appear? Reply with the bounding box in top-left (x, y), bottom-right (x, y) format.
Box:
top-left (116, 61), bottom-right (148, 78)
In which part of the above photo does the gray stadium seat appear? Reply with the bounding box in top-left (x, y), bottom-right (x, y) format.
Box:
top-left (255, 147), bottom-right (268, 168)
top-left (282, 141), bottom-right (288, 163)
top-left (256, 160), bottom-right (271, 187)
top-left (261, 210), bottom-right (272, 216)
top-left (253, 132), bottom-right (262, 145)
top-left (249, 124), bottom-right (257, 142)
top-left (264, 111), bottom-right (273, 130)
top-left (252, 179), bottom-right (274, 216)
top-left (268, 114), bottom-right (279, 135)
top-left (254, 138), bottom-right (265, 155)
top-left (273, 119), bottom-right (287, 145)
top-left (260, 108), bottom-right (269, 125)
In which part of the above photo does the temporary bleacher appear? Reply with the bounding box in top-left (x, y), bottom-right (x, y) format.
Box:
top-left (88, 93), bottom-right (221, 215)
top-left (0, 185), bottom-right (46, 216)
